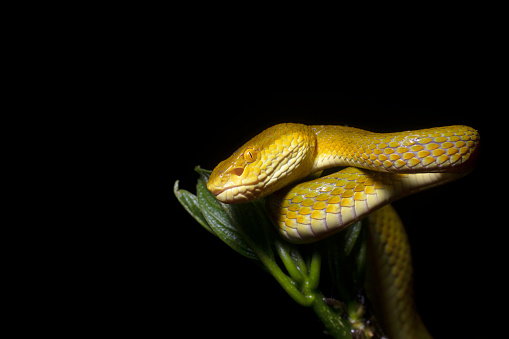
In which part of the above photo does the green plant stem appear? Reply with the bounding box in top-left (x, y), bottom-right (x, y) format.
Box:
top-left (256, 249), bottom-right (313, 306)
top-left (267, 243), bottom-right (352, 338)
top-left (274, 240), bottom-right (305, 284)
top-left (308, 249), bottom-right (321, 290)
top-left (310, 292), bottom-right (352, 339)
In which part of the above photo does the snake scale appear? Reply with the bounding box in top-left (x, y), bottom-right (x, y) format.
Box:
top-left (207, 123), bottom-right (479, 338)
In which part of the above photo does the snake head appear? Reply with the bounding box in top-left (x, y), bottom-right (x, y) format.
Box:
top-left (207, 123), bottom-right (316, 204)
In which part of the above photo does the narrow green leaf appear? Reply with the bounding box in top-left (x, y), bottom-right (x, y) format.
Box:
top-left (353, 234), bottom-right (367, 284)
top-left (343, 221), bottom-right (363, 257)
top-left (348, 223), bottom-right (367, 286)
top-left (226, 200), bottom-right (275, 261)
top-left (324, 220), bottom-right (365, 304)
top-left (194, 165), bottom-right (212, 181)
top-left (308, 249), bottom-right (321, 291)
top-left (194, 166), bottom-right (278, 263)
top-left (196, 174), bottom-right (259, 261)
top-left (173, 180), bottom-right (213, 233)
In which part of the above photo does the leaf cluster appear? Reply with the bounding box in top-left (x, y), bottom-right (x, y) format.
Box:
top-left (174, 167), bottom-right (379, 338)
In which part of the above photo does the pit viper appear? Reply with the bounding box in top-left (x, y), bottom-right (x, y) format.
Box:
top-left (207, 123), bottom-right (479, 339)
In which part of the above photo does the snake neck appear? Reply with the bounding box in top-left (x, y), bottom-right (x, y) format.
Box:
top-left (310, 125), bottom-right (372, 172)
top-left (310, 124), bottom-right (479, 174)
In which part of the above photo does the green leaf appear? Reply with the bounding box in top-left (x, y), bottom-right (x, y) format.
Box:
top-left (342, 221), bottom-right (363, 257)
top-left (173, 180), bottom-right (213, 233)
top-left (353, 232), bottom-right (367, 284)
top-left (195, 171), bottom-right (260, 261)
top-left (194, 166), bottom-right (276, 263)
top-left (324, 220), bottom-right (365, 304)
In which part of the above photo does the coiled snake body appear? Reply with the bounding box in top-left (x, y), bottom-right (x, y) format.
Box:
top-left (207, 123), bottom-right (479, 338)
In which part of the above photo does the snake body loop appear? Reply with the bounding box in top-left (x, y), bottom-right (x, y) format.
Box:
top-left (207, 123), bottom-right (479, 338)
top-left (208, 123), bottom-right (479, 242)
top-left (266, 167), bottom-right (461, 243)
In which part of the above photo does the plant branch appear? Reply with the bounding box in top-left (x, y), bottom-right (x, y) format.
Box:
top-left (311, 291), bottom-right (352, 338)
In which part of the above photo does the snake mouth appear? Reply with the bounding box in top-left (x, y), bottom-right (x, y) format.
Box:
top-left (207, 183), bottom-right (254, 204)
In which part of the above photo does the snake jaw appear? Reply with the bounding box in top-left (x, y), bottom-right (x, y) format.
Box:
top-left (209, 184), bottom-right (257, 204)
top-left (207, 174), bottom-right (263, 204)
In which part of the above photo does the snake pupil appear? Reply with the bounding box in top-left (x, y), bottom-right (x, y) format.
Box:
top-left (243, 148), bottom-right (257, 163)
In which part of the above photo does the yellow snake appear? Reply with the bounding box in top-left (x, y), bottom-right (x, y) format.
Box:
top-left (207, 123), bottom-right (479, 338)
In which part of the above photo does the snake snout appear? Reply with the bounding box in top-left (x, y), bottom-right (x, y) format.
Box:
top-left (207, 164), bottom-right (261, 203)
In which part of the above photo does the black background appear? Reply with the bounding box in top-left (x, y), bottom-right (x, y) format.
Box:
top-left (19, 8), bottom-right (505, 338)
top-left (105, 30), bottom-right (501, 338)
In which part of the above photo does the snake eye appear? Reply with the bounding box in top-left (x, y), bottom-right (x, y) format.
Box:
top-left (243, 148), bottom-right (257, 163)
